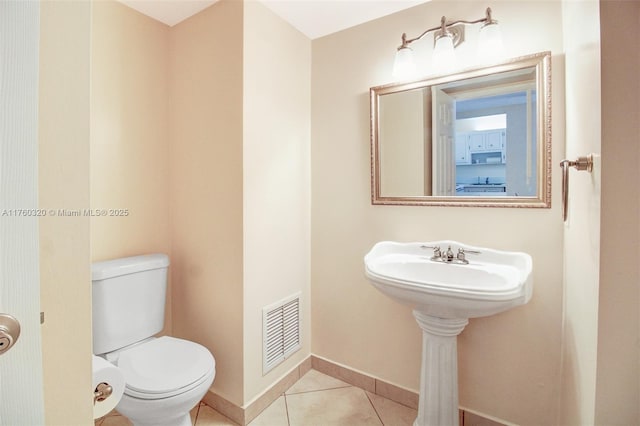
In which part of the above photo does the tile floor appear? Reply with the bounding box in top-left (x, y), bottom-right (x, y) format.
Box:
top-left (95, 369), bottom-right (417, 426)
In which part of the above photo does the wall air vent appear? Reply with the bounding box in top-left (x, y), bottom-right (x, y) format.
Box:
top-left (263, 293), bottom-right (301, 375)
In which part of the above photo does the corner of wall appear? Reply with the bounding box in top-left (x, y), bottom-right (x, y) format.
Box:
top-left (167, 0), bottom-right (245, 406)
top-left (242, 0), bottom-right (312, 406)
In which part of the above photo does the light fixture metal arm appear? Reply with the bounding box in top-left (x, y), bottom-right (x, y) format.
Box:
top-left (399, 23), bottom-right (444, 49)
top-left (445, 7), bottom-right (495, 28)
top-left (397, 7), bottom-right (495, 50)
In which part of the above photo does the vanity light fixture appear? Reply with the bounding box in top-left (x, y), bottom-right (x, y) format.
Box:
top-left (392, 7), bottom-right (505, 80)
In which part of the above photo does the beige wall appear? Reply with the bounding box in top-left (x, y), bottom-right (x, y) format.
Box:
top-left (169, 0), bottom-right (245, 406)
top-left (559, 1), bottom-right (601, 423)
top-left (311, 2), bottom-right (565, 424)
top-left (242, 0), bottom-right (311, 404)
top-left (90, 0), bottom-right (172, 332)
top-left (379, 90), bottom-right (426, 196)
top-left (596, 1), bottom-right (640, 423)
top-left (39, 1), bottom-right (93, 424)
top-left (90, 1), bottom-right (171, 262)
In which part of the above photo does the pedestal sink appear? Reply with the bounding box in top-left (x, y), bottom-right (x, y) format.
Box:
top-left (364, 241), bottom-right (533, 426)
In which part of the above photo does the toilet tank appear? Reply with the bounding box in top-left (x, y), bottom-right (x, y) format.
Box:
top-left (92, 254), bottom-right (169, 355)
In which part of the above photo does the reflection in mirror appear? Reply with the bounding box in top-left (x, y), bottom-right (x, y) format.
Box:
top-left (370, 52), bottom-right (551, 207)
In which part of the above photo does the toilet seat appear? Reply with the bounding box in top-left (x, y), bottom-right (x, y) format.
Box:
top-left (116, 336), bottom-right (215, 400)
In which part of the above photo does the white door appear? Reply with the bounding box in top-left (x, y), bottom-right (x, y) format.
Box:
top-left (431, 87), bottom-right (456, 196)
top-left (0, 2), bottom-right (46, 424)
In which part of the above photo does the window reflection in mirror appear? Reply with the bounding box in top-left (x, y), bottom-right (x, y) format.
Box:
top-left (371, 51), bottom-right (550, 207)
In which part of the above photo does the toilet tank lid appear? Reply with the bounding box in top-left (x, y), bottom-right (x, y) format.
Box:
top-left (92, 254), bottom-right (169, 281)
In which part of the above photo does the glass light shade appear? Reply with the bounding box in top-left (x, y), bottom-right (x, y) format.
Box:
top-left (393, 46), bottom-right (417, 80)
top-left (477, 22), bottom-right (505, 64)
top-left (432, 34), bottom-right (456, 74)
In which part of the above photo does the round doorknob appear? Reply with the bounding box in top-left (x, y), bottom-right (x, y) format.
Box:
top-left (0, 336), bottom-right (11, 351)
top-left (0, 313), bottom-right (20, 355)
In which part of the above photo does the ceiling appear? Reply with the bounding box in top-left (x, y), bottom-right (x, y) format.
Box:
top-left (117, 0), bottom-right (430, 39)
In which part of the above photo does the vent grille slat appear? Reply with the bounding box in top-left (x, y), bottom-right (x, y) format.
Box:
top-left (263, 293), bottom-right (301, 374)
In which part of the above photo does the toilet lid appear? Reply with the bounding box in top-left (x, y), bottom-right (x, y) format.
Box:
top-left (117, 336), bottom-right (214, 398)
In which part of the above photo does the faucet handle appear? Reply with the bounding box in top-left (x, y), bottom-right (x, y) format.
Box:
top-left (457, 248), bottom-right (481, 263)
top-left (421, 245), bottom-right (442, 258)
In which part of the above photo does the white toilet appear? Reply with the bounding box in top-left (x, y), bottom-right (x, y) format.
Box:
top-left (92, 254), bottom-right (215, 426)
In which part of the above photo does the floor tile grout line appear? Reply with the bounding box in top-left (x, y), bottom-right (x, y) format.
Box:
top-left (365, 390), bottom-right (385, 426)
top-left (284, 393), bottom-right (291, 426)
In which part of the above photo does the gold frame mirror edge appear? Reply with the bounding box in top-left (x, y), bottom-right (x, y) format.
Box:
top-left (370, 51), bottom-right (552, 208)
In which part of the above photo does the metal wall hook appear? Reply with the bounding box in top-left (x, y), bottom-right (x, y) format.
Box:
top-left (560, 154), bottom-right (594, 222)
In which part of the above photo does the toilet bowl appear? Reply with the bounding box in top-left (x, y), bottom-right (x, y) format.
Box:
top-left (111, 336), bottom-right (215, 426)
top-left (91, 254), bottom-right (216, 426)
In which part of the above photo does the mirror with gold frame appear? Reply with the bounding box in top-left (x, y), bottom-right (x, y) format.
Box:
top-left (370, 51), bottom-right (551, 207)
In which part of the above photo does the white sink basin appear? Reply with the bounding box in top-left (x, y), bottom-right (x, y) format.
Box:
top-left (364, 241), bottom-right (533, 318)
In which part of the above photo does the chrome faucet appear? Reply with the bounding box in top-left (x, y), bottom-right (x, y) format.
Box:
top-left (421, 245), bottom-right (481, 265)
top-left (444, 246), bottom-right (455, 262)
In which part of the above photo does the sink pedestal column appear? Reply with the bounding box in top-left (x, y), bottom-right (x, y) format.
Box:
top-left (412, 311), bottom-right (468, 426)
